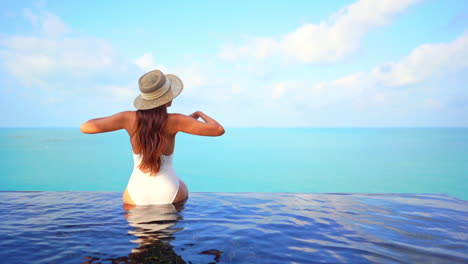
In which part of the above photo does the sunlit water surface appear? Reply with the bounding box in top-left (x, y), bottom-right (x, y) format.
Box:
top-left (0, 191), bottom-right (467, 264)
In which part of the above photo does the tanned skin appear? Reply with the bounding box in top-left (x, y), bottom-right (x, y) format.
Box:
top-left (80, 100), bottom-right (225, 211)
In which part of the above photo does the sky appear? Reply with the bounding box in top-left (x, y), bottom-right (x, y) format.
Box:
top-left (0, 0), bottom-right (467, 127)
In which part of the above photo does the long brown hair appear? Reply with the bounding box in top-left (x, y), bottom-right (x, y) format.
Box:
top-left (132, 104), bottom-right (168, 176)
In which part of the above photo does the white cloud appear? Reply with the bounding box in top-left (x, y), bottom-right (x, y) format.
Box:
top-left (231, 85), bottom-right (245, 95)
top-left (373, 32), bottom-right (468, 86)
top-left (2, 5), bottom-right (465, 127)
top-left (134, 52), bottom-right (168, 74)
top-left (374, 93), bottom-right (387, 104)
top-left (0, 10), bottom-right (212, 110)
top-left (218, 0), bottom-right (420, 63)
top-left (305, 30), bottom-right (468, 107)
top-left (271, 80), bottom-right (308, 100)
top-left (1, 35), bottom-right (117, 87)
top-left (0, 11), bottom-right (121, 88)
top-left (100, 84), bottom-right (135, 102)
top-left (41, 96), bottom-right (63, 104)
top-left (41, 12), bottom-right (68, 37)
top-left (171, 62), bottom-right (209, 93)
top-left (135, 52), bottom-right (154, 71)
top-left (0, 9), bottom-right (145, 115)
top-left (272, 83), bottom-right (286, 99)
top-left (22, 8), bottom-right (38, 26)
top-left (218, 44), bottom-right (249, 61)
top-left (327, 30), bottom-right (468, 89)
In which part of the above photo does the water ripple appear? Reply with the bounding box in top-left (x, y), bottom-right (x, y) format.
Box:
top-left (0, 191), bottom-right (467, 263)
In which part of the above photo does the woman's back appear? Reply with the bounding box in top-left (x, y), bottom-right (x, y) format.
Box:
top-left (128, 112), bottom-right (177, 156)
top-left (127, 111), bottom-right (225, 155)
top-left (80, 69), bottom-right (225, 207)
top-left (123, 110), bottom-right (224, 206)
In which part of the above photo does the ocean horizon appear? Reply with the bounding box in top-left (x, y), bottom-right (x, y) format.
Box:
top-left (1, 127), bottom-right (466, 200)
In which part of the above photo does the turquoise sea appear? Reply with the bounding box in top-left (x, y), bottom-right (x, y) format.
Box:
top-left (0, 127), bottom-right (467, 200)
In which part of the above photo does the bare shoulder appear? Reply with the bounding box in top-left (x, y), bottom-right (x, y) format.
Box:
top-left (124, 111), bottom-right (182, 135)
top-left (168, 113), bottom-right (197, 127)
top-left (121, 111), bottom-right (137, 133)
top-left (166, 113), bottom-right (188, 134)
top-left (119, 110), bottom-right (136, 119)
top-left (122, 110), bottom-right (137, 124)
top-left (168, 113), bottom-right (188, 121)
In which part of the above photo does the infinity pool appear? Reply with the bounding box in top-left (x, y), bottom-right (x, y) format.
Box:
top-left (0, 191), bottom-right (467, 263)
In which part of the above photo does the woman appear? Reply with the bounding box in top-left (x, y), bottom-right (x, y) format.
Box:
top-left (80, 69), bottom-right (225, 206)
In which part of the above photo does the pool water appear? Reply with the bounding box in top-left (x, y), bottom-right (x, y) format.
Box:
top-left (1, 191), bottom-right (467, 264)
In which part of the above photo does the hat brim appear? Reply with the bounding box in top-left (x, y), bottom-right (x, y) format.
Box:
top-left (133, 74), bottom-right (184, 110)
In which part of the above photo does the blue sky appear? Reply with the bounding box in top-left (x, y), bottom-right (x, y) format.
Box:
top-left (0, 0), bottom-right (467, 127)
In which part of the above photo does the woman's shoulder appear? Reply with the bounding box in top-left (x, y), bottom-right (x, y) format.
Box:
top-left (166, 113), bottom-right (189, 134)
top-left (121, 110), bottom-right (137, 119)
top-left (124, 111), bottom-right (184, 121)
top-left (167, 113), bottom-right (198, 127)
top-left (167, 113), bottom-right (187, 120)
top-left (124, 111), bottom-right (188, 135)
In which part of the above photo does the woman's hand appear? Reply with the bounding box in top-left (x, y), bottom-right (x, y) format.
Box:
top-left (176, 111), bottom-right (224, 136)
top-left (189, 111), bottom-right (202, 120)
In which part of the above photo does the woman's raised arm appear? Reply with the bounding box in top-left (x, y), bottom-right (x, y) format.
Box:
top-left (173, 111), bottom-right (224, 136)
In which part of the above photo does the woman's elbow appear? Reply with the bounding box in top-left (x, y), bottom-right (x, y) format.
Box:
top-left (216, 126), bottom-right (225, 136)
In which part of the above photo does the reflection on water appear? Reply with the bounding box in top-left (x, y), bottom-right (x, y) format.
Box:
top-left (91, 201), bottom-right (224, 263)
top-left (0, 192), bottom-right (466, 264)
top-left (81, 201), bottom-right (188, 263)
top-left (121, 202), bottom-right (186, 263)
top-left (125, 203), bottom-right (182, 247)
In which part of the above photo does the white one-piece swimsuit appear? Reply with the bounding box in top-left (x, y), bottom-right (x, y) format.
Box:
top-left (126, 152), bottom-right (180, 205)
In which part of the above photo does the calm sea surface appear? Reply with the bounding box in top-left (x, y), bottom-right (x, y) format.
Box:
top-left (0, 191), bottom-right (467, 264)
top-left (1, 128), bottom-right (467, 263)
top-left (0, 128), bottom-right (467, 200)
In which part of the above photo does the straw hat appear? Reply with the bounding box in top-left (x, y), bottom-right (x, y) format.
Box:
top-left (133, 69), bottom-right (184, 110)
